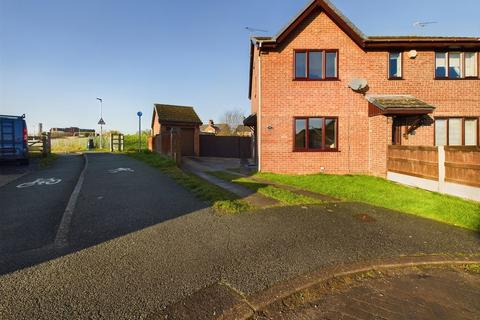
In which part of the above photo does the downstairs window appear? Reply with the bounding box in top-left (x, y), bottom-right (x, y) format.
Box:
top-left (294, 117), bottom-right (338, 151)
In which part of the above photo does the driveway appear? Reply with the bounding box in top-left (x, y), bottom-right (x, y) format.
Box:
top-left (0, 165), bottom-right (478, 320)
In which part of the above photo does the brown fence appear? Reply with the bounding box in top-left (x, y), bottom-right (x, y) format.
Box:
top-left (200, 135), bottom-right (252, 158)
top-left (387, 145), bottom-right (438, 180)
top-left (152, 134), bottom-right (172, 155)
top-left (445, 146), bottom-right (480, 188)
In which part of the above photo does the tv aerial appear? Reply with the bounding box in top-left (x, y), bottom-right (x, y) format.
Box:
top-left (413, 21), bottom-right (438, 28)
top-left (245, 27), bottom-right (268, 34)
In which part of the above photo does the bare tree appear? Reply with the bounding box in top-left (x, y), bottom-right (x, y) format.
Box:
top-left (221, 109), bottom-right (245, 135)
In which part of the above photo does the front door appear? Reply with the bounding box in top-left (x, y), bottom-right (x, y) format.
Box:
top-left (392, 118), bottom-right (403, 145)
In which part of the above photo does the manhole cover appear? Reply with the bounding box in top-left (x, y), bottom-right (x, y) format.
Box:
top-left (353, 213), bottom-right (376, 223)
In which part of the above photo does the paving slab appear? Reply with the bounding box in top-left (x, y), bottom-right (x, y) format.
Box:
top-left (255, 265), bottom-right (480, 320)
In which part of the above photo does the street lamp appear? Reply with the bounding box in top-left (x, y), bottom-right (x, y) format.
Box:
top-left (96, 98), bottom-right (106, 149)
top-left (137, 111), bottom-right (143, 152)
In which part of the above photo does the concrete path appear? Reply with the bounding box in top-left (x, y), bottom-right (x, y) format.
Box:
top-left (0, 195), bottom-right (478, 319)
top-left (182, 157), bottom-right (278, 208)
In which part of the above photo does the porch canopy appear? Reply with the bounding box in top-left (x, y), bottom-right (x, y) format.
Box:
top-left (243, 113), bottom-right (257, 127)
top-left (367, 95), bottom-right (435, 116)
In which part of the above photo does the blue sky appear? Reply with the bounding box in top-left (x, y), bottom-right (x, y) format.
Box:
top-left (1, 0), bottom-right (479, 134)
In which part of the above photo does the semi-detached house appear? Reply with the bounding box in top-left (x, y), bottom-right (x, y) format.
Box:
top-left (245, 0), bottom-right (480, 176)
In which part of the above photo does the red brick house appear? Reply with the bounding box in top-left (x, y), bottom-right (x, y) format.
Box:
top-left (247, 0), bottom-right (480, 176)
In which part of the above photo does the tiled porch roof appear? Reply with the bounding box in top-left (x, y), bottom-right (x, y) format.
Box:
top-left (366, 95), bottom-right (435, 115)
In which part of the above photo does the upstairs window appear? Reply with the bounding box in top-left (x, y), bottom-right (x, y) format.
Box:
top-left (448, 52), bottom-right (462, 79)
top-left (388, 52), bottom-right (402, 79)
top-left (435, 52), bottom-right (478, 79)
top-left (294, 117), bottom-right (338, 151)
top-left (294, 50), bottom-right (338, 80)
top-left (465, 52), bottom-right (478, 78)
top-left (435, 52), bottom-right (447, 78)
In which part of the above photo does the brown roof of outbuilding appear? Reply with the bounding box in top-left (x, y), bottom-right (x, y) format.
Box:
top-left (366, 95), bottom-right (435, 114)
top-left (154, 104), bottom-right (202, 124)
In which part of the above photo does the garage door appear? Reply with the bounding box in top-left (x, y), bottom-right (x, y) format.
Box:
top-left (181, 128), bottom-right (194, 156)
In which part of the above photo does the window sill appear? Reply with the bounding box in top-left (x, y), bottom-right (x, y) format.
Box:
top-left (434, 77), bottom-right (479, 80)
top-left (293, 149), bottom-right (340, 153)
top-left (388, 77), bottom-right (403, 80)
top-left (293, 78), bottom-right (340, 82)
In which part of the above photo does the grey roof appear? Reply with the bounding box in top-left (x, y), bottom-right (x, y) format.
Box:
top-left (366, 95), bottom-right (435, 111)
top-left (250, 0), bottom-right (479, 45)
top-left (252, 0), bottom-right (366, 43)
top-left (276, 0), bottom-right (366, 41)
top-left (154, 104), bottom-right (202, 124)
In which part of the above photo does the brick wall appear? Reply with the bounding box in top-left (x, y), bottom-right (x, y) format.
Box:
top-left (254, 8), bottom-right (480, 175)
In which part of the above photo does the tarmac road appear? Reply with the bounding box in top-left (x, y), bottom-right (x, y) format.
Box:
top-left (0, 154), bottom-right (83, 256)
top-left (0, 153), bottom-right (478, 319)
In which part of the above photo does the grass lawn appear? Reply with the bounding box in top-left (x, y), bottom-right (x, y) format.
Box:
top-left (258, 173), bottom-right (480, 232)
top-left (208, 171), bottom-right (323, 206)
top-left (128, 151), bottom-right (252, 214)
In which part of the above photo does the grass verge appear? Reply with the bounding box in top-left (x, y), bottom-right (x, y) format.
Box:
top-left (128, 151), bottom-right (253, 214)
top-left (29, 152), bottom-right (59, 168)
top-left (257, 172), bottom-right (480, 231)
top-left (208, 171), bottom-right (324, 206)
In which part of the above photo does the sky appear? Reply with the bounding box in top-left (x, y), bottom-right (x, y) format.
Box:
top-left (1, 0), bottom-right (479, 134)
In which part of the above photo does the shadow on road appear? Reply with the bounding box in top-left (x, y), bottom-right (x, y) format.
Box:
top-left (0, 153), bottom-right (209, 276)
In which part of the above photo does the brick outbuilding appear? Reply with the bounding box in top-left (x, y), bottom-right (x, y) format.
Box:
top-left (151, 104), bottom-right (202, 157)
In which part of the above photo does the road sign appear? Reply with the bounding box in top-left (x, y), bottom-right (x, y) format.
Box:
top-left (98, 118), bottom-right (106, 125)
top-left (137, 111), bottom-right (143, 117)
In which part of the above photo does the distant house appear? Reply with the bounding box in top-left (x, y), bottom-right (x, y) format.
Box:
top-left (50, 127), bottom-right (95, 138)
top-left (200, 120), bottom-right (220, 135)
top-left (151, 104), bottom-right (202, 156)
top-left (201, 120), bottom-right (251, 137)
top-left (234, 125), bottom-right (253, 137)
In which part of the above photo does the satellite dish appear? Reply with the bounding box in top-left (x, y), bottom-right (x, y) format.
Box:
top-left (348, 78), bottom-right (368, 92)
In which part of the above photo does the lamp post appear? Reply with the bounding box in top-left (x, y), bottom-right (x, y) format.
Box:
top-left (96, 98), bottom-right (105, 149)
top-left (137, 111), bottom-right (143, 152)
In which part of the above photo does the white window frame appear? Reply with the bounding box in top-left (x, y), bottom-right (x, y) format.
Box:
top-left (388, 52), bottom-right (402, 79)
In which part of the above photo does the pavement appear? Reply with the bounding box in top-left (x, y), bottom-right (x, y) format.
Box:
top-left (182, 156), bottom-right (279, 208)
top-left (0, 153), bottom-right (479, 319)
top-left (254, 264), bottom-right (480, 320)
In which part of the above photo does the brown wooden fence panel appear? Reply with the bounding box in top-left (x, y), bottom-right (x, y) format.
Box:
top-left (445, 146), bottom-right (480, 188)
top-left (387, 145), bottom-right (438, 180)
top-left (200, 135), bottom-right (252, 158)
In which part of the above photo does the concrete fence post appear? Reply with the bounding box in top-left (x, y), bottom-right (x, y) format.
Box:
top-left (438, 146), bottom-right (446, 193)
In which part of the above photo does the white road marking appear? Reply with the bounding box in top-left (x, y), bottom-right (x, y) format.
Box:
top-left (54, 154), bottom-right (88, 249)
top-left (109, 168), bottom-right (134, 173)
top-left (16, 178), bottom-right (62, 188)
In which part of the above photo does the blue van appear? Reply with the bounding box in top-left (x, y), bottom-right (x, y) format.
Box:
top-left (0, 114), bottom-right (29, 165)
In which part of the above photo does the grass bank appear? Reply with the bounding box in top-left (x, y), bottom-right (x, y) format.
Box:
top-left (29, 152), bottom-right (59, 168)
top-left (208, 171), bottom-right (323, 206)
top-left (129, 151), bottom-right (252, 214)
top-left (257, 173), bottom-right (480, 232)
